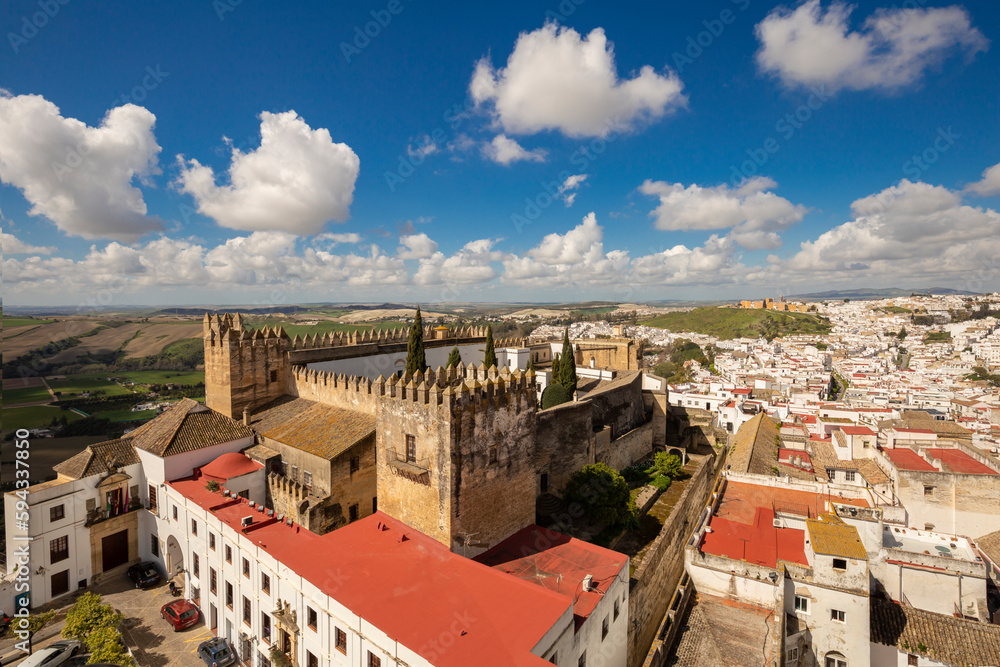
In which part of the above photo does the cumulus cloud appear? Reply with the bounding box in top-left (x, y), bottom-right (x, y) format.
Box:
top-left (471, 23), bottom-right (686, 137)
top-left (755, 1), bottom-right (988, 92)
top-left (631, 235), bottom-right (744, 286)
top-left (482, 134), bottom-right (547, 165)
top-left (314, 232), bottom-right (362, 246)
top-left (0, 93), bottom-right (163, 241)
top-left (559, 173), bottom-right (587, 206)
top-left (640, 176), bottom-right (806, 249)
top-left (502, 213), bottom-right (629, 287)
top-left (397, 233), bottom-right (439, 260)
top-left (1, 231), bottom-right (56, 255)
top-left (414, 238), bottom-right (506, 286)
top-left (777, 179), bottom-right (1000, 284)
top-left (965, 161), bottom-right (1000, 196)
top-left (175, 111), bottom-right (360, 235)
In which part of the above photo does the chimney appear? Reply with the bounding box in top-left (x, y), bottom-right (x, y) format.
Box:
top-left (582, 574), bottom-right (593, 592)
top-left (243, 407), bottom-right (250, 426)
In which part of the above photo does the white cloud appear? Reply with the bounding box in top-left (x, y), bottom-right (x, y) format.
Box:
top-left (0, 93), bottom-right (163, 241)
top-left (407, 135), bottom-right (439, 160)
top-left (175, 111), bottom-right (360, 235)
top-left (966, 161), bottom-right (1000, 196)
top-left (755, 0), bottom-right (988, 92)
top-left (397, 233), bottom-right (439, 260)
top-left (414, 238), bottom-right (505, 286)
top-left (314, 232), bottom-right (362, 245)
top-left (1, 231), bottom-right (56, 255)
top-left (631, 235), bottom-right (744, 286)
top-left (482, 134), bottom-right (547, 165)
top-left (471, 23), bottom-right (686, 138)
top-left (502, 213), bottom-right (629, 287)
top-left (640, 177), bottom-right (806, 249)
top-left (558, 173), bottom-right (587, 206)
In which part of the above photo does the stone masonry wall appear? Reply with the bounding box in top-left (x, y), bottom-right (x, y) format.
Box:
top-left (536, 400), bottom-right (594, 494)
top-left (597, 421), bottom-right (654, 472)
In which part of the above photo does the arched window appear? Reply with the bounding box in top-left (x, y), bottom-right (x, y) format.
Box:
top-left (825, 652), bottom-right (847, 667)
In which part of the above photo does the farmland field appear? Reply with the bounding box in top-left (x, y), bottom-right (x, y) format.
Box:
top-left (116, 370), bottom-right (205, 385)
top-left (2, 321), bottom-right (102, 357)
top-left (248, 319), bottom-right (408, 338)
top-left (4, 385), bottom-right (54, 405)
top-left (0, 435), bottom-right (107, 483)
top-left (47, 375), bottom-right (136, 399)
top-left (2, 376), bottom-right (47, 391)
top-left (121, 323), bottom-right (204, 357)
top-left (2, 317), bottom-right (54, 329)
top-left (45, 323), bottom-right (148, 364)
top-left (2, 405), bottom-right (85, 430)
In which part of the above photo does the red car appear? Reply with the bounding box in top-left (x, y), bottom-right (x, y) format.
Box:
top-left (161, 599), bottom-right (200, 631)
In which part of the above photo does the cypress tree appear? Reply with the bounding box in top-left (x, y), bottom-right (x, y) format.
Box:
top-left (483, 324), bottom-right (498, 369)
top-left (551, 353), bottom-right (561, 381)
top-left (558, 328), bottom-right (577, 394)
top-left (405, 307), bottom-right (426, 375)
top-left (446, 346), bottom-right (462, 368)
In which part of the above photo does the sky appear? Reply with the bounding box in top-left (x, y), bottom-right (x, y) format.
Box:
top-left (2, 0), bottom-right (1000, 307)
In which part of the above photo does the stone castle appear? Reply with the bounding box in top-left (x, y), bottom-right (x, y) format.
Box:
top-left (203, 312), bottom-right (668, 555)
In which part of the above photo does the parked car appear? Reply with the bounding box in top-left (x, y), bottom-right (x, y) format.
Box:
top-left (197, 637), bottom-right (237, 667)
top-left (126, 562), bottom-right (162, 589)
top-left (160, 599), bottom-right (199, 631)
top-left (16, 640), bottom-right (83, 667)
top-left (0, 610), bottom-right (10, 633)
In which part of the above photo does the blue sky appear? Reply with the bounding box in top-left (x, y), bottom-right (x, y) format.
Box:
top-left (2, 0), bottom-right (999, 306)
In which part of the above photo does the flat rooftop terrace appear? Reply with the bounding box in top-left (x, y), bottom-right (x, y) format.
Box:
top-left (882, 525), bottom-right (978, 561)
top-left (716, 480), bottom-right (869, 525)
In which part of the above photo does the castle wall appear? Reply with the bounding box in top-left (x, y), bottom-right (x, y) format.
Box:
top-left (596, 420), bottom-right (654, 472)
top-left (536, 400), bottom-right (595, 494)
top-left (588, 372), bottom-right (646, 436)
top-left (287, 368), bottom-right (380, 416)
top-left (307, 343), bottom-right (488, 380)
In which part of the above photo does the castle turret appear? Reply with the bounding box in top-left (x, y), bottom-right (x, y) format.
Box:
top-left (204, 312), bottom-right (290, 419)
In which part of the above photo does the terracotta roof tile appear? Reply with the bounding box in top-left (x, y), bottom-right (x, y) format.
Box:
top-left (729, 412), bottom-right (780, 476)
top-left (806, 514), bottom-right (867, 560)
top-left (870, 598), bottom-right (1000, 667)
top-left (130, 398), bottom-right (253, 457)
top-left (250, 396), bottom-right (375, 460)
top-left (53, 437), bottom-right (138, 479)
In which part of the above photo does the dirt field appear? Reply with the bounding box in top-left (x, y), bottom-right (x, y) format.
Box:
top-left (46, 323), bottom-right (149, 364)
top-left (122, 323), bottom-right (204, 358)
top-left (2, 375), bottom-right (47, 390)
top-left (338, 307), bottom-right (448, 322)
top-left (509, 308), bottom-right (567, 318)
top-left (0, 435), bottom-right (106, 482)
top-left (2, 320), bottom-right (102, 357)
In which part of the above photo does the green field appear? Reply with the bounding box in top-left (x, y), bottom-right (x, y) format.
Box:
top-left (2, 405), bottom-right (85, 430)
top-left (47, 375), bottom-right (135, 399)
top-left (879, 306), bottom-right (911, 314)
top-left (641, 307), bottom-right (832, 340)
top-left (2, 316), bottom-right (54, 328)
top-left (923, 331), bottom-right (952, 343)
top-left (4, 385), bottom-right (53, 405)
top-left (248, 320), bottom-right (408, 338)
top-left (95, 408), bottom-right (160, 422)
top-left (116, 370), bottom-right (205, 385)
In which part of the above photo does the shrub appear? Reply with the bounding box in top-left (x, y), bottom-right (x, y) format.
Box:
top-left (541, 383), bottom-right (572, 409)
top-left (564, 463), bottom-right (636, 526)
top-left (62, 592), bottom-right (122, 641)
top-left (85, 626), bottom-right (135, 667)
top-left (649, 475), bottom-right (672, 491)
top-left (647, 452), bottom-right (684, 479)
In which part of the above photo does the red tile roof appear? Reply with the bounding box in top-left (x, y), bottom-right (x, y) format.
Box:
top-left (702, 507), bottom-right (808, 568)
top-left (883, 448), bottom-right (939, 472)
top-left (925, 448), bottom-right (998, 475)
top-left (198, 452), bottom-right (263, 481)
top-left (168, 475), bottom-right (565, 666)
top-left (841, 426), bottom-right (876, 436)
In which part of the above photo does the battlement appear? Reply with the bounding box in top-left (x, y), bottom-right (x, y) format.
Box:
top-left (289, 362), bottom-right (537, 413)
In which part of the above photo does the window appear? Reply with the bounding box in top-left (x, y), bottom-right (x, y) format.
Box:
top-left (831, 609), bottom-right (846, 623)
top-left (193, 554), bottom-right (200, 578)
top-left (832, 558), bottom-right (847, 570)
top-left (242, 558), bottom-right (250, 578)
top-left (549, 654), bottom-right (558, 664)
top-left (368, 652), bottom-right (381, 667)
top-left (225, 545), bottom-right (232, 563)
top-left (828, 470), bottom-right (836, 481)
top-left (350, 456), bottom-right (360, 474)
top-left (209, 533), bottom-right (216, 551)
top-left (191, 518), bottom-right (198, 536)
top-left (243, 596), bottom-right (251, 625)
top-left (151, 534), bottom-right (159, 557)
top-left (148, 485), bottom-right (158, 514)
top-left (794, 595), bottom-right (809, 614)
top-left (335, 628), bottom-right (347, 654)
top-left (349, 504), bottom-right (359, 522)
top-left (372, 496), bottom-right (378, 513)
top-left (489, 446), bottom-right (498, 464)
top-left (50, 536), bottom-right (69, 563)
top-left (261, 572), bottom-right (270, 594)
top-left (825, 653), bottom-right (847, 667)
top-left (237, 489), bottom-right (248, 499)
top-left (303, 471), bottom-right (312, 494)
top-left (281, 461), bottom-right (288, 477)
top-left (578, 651), bottom-right (587, 667)
top-left (225, 581), bottom-right (233, 609)
top-left (613, 599), bottom-right (620, 620)
top-left (262, 613), bottom-right (271, 644)
top-left (405, 434), bottom-right (416, 462)
top-left (787, 647), bottom-right (799, 663)
top-left (923, 485), bottom-right (935, 497)
top-left (907, 655), bottom-right (918, 666)
top-left (845, 471), bottom-right (856, 482)
top-left (172, 505), bottom-right (178, 521)
top-left (210, 569), bottom-right (217, 595)
top-left (290, 465), bottom-right (298, 482)
top-left (259, 651), bottom-right (271, 667)
top-left (307, 652), bottom-right (318, 667)
top-left (601, 616), bottom-right (609, 640)
top-left (269, 369), bottom-right (278, 383)
top-left (307, 607), bottom-right (317, 630)
top-left (49, 505), bottom-right (65, 522)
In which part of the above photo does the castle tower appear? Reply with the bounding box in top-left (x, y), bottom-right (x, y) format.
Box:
top-left (204, 313), bottom-right (290, 419)
top-left (374, 371), bottom-right (538, 556)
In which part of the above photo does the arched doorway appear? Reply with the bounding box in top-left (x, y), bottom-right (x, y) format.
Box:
top-left (165, 535), bottom-right (184, 578)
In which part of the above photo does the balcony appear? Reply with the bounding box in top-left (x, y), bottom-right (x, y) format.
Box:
top-left (85, 497), bottom-right (143, 527)
top-left (386, 449), bottom-right (430, 485)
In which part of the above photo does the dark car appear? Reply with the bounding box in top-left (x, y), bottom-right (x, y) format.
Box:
top-left (160, 599), bottom-right (199, 631)
top-left (197, 637), bottom-right (236, 667)
top-left (127, 562), bottom-right (161, 589)
top-left (0, 610), bottom-right (10, 633)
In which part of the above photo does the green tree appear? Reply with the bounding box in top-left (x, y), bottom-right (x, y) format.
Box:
top-left (551, 353), bottom-right (561, 380)
top-left (62, 592), bottom-right (122, 641)
top-left (405, 307), bottom-right (426, 375)
top-left (648, 452), bottom-right (684, 479)
top-left (483, 325), bottom-right (498, 369)
top-left (541, 383), bottom-right (572, 409)
top-left (897, 327), bottom-right (907, 340)
top-left (564, 463), bottom-right (636, 526)
top-left (446, 346), bottom-right (462, 368)
top-left (84, 626), bottom-right (135, 667)
top-left (557, 328), bottom-right (577, 394)
top-left (526, 356), bottom-right (535, 372)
